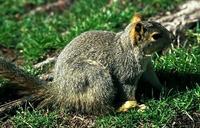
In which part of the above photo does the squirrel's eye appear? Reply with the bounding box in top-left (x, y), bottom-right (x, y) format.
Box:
top-left (152, 33), bottom-right (162, 40)
top-left (135, 23), bottom-right (142, 33)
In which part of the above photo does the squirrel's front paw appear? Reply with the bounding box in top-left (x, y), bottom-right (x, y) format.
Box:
top-left (117, 101), bottom-right (138, 112)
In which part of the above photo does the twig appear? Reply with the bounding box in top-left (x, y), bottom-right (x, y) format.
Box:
top-left (33, 57), bottom-right (57, 70)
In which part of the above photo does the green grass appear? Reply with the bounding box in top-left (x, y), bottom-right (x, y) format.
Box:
top-left (154, 30), bottom-right (200, 74)
top-left (2, 0), bottom-right (200, 127)
top-left (10, 109), bottom-right (58, 128)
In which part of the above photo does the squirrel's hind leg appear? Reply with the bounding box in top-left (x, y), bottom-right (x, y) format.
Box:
top-left (58, 60), bottom-right (115, 114)
top-left (79, 60), bottom-right (115, 114)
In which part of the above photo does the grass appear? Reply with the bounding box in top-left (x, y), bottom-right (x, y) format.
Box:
top-left (10, 109), bottom-right (58, 128)
top-left (154, 45), bottom-right (200, 74)
top-left (1, 0), bottom-right (200, 127)
top-left (0, 0), bottom-right (183, 63)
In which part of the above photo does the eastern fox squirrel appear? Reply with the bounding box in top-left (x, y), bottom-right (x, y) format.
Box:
top-left (0, 14), bottom-right (174, 114)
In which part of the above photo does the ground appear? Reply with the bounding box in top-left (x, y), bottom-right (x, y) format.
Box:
top-left (0, 0), bottom-right (200, 127)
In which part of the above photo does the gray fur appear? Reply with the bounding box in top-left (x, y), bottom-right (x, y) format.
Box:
top-left (0, 21), bottom-right (174, 114)
top-left (48, 21), bottom-right (173, 113)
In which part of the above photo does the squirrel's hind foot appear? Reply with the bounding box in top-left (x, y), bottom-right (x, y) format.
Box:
top-left (117, 100), bottom-right (138, 112)
top-left (117, 101), bottom-right (147, 112)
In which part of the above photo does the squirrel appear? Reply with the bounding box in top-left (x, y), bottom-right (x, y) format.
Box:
top-left (0, 14), bottom-right (174, 114)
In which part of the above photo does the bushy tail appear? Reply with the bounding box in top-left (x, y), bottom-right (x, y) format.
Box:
top-left (0, 57), bottom-right (51, 116)
top-left (0, 57), bottom-right (47, 89)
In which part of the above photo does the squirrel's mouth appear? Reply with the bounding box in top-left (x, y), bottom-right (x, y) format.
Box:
top-left (143, 48), bottom-right (166, 56)
top-left (142, 41), bottom-right (172, 55)
top-left (142, 46), bottom-right (155, 55)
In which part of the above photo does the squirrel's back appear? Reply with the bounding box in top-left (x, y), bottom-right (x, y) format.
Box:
top-left (56, 31), bottom-right (116, 62)
top-left (54, 30), bottom-right (117, 82)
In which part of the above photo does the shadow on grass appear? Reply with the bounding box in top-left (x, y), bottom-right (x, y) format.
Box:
top-left (136, 70), bottom-right (200, 101)
top-left (0, 84), bottom-right (31, 121)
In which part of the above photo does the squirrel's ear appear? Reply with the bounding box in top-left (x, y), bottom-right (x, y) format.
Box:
top-left (131, 13), bottom-right (142, 24)
top-left (129, 13), bottom-right (142, 46)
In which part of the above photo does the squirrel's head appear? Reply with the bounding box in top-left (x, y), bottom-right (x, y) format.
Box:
top-left (127, 14), bottom-right (175, 56)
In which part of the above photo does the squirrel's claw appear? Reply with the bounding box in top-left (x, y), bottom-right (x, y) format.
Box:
top-left (138, 104), bottom-right (148, 112)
